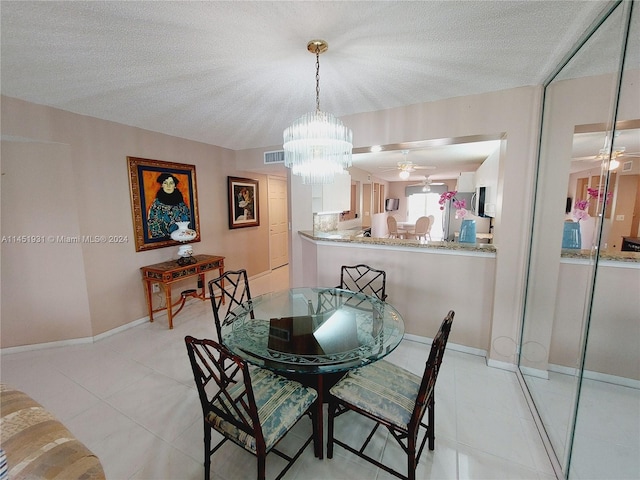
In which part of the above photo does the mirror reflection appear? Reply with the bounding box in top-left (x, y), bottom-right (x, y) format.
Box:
top-left (569, 122), bottom-right (640, 251)
top-left (519, 2), bottom-right (639, 479)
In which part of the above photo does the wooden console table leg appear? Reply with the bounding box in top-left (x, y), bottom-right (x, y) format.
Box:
top-left (164, 284), bottom-right (174, 329)
top-left (198, 273), bottom-right (206, 300)
top-left (144, 280), bottom-right (154, 323)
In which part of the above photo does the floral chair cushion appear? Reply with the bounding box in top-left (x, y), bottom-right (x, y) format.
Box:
top-left (329, 359), bottom-right (420, 428)
top-left (206, 368), bottom-right (317, 453)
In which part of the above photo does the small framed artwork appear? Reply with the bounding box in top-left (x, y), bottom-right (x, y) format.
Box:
top-left (127, 156), bottom-right (200, 252)
top-left (227, 176), bottom-right (260, 229)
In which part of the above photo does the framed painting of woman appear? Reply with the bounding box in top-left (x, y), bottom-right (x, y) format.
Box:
top-left (227, 176), bottom-right (260, 229)
top-left (128, 157), bottom-right (200, 252)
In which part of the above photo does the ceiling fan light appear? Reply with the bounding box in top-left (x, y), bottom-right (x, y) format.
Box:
top-left (609, 159), bottom-right (620, 170)
top-left (399, 170), bottom-right (410, 180)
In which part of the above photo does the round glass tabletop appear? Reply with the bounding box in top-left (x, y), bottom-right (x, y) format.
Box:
top-left (221, 287), bottom-right (405, 374)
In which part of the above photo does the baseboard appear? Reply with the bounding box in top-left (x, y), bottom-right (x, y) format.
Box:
top-left (403, 333), bottom-right (488, 358)
top-left (519, 365), bottom-right (550, 380)
top-left (1, 315), bottom-right (154, 355)
top-left (487, 358), bottom-right (518, 372)
top-left (549, 363), bottom-right (640, 389)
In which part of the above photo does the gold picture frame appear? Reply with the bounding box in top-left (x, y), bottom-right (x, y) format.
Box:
top-left (127, 156), bottom-right (200, 251)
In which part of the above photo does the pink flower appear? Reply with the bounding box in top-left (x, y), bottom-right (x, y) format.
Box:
top-left (572, 198), bottom-right (590, 222)
top-left (438, 191), bottom-right (457, 210)
top-left (455, 208), bottom-right (468, 219)
top-left (440, 191), bottom-right (469, 218)
top-left (587, 187), bottom-right (613, 204)
top-left (453, 199), bottom-right (466, 210)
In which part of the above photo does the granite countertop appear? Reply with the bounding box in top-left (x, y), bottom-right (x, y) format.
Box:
top-left (299, 230), bottom-right (497, 253)
top-left (299, 230), bottom-right (640, 263)
top-left (560, 248), bottom-right (640, 263)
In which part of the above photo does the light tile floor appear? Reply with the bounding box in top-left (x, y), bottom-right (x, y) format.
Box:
top-left (523, 371), bottom-right (640, 480)
top-left (1, 266), bottom-right (557, 480)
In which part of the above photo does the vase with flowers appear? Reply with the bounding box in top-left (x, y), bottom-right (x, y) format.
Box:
top-left (564, 188), bottom-right (612, 249)
top-left (563, 199), bottom-right (587, 249)
top-left (439, 190), bottom-right (476, 243)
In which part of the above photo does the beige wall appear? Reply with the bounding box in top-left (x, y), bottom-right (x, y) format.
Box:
top-left (1, 96), bottom-right (272, 347)
top-left (308, 239), bottom-right (496, 352)
top-left (550, 261), bottom-right (640, 380)
top-left (287, 86), bottom-right (543, 365)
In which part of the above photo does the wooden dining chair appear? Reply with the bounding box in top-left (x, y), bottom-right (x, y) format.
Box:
top-left (185, 336), bottom-right (318, 480)
top-left (327, 310), bottom-right (454, 480)
top-left (208, 269), bottom-right (253, 341)
top-left (387, 216), bottom-right (403, 239)
top-left (405, 216), bottom-right (432, 241)
top-left (338, 264), bottom-right (387, 301)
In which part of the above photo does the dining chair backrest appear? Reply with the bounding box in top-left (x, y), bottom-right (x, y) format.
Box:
top-left (339, 264), bottom-right (387, 301)
top-left (387, 216), bottom-right (401, 238)
top-left (185, 336), bottom-right (257, 440)
top-left (208, 269), bottom-right (253, 341)
top-left (413, 216), bottom-right (430, 235)
top-left (427, 215), bottom-right (434, 232)
top-left (411, 310), bottom-right (454, 428)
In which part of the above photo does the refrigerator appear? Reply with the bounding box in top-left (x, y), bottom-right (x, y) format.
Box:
top-left (442, 192), bottom-right (490, 242)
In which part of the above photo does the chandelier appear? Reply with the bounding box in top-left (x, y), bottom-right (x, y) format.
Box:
top-left (283, 40), bottom-right (353, 184)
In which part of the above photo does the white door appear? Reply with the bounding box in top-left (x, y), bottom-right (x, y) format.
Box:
top-left (268, 176), bottom-right (289, 269)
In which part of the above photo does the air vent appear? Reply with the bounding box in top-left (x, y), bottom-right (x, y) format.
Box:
top-left (264, 150), bottom-right (285, 164)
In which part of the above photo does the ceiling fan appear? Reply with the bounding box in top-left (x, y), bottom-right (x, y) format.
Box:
top-left (573, 147), bottom-right (640, 170)
top-left (377, 150), bottom-right (436, 179)
top-left (408, 176), bottom-right (444, 192)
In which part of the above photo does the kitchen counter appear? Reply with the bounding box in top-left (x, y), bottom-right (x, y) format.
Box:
top-left (300, 231), bottom-right (640, 263)
top-left (300, 230), bottom-right (496, 254)
top-left (560, 248), bottom-right (640, 263)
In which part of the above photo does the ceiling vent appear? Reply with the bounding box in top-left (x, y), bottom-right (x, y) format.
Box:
top-left (264, 150), bottom-right (285, 165)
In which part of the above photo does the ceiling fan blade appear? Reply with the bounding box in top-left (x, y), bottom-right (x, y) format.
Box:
top-left (413, 165), bottom-right (437, 170)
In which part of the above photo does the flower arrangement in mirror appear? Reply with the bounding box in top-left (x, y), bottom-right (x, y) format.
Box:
top-left (573, 199), bottom-right (590, 222)
top-left (573, 188), bottom-right (613, 222)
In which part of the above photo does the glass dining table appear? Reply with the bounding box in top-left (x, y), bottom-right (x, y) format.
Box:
top-left (220, 287), bottom-right (405, 458)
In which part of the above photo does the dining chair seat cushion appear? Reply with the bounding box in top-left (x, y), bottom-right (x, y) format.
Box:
top-left (329, 359), bottom-right (420, 429)
top-left (206, 368), bottom-right (317, 453)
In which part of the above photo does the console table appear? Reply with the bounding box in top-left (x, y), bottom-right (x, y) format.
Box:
top-left (140, 254), bottom-right (224, 329)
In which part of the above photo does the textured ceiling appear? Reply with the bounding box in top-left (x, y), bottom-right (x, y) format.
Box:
top-left (1, 1), bottom-right (610, 148)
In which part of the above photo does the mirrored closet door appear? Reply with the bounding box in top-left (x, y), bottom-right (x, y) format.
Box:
top-left (518, 1), bottom-right (639, 478)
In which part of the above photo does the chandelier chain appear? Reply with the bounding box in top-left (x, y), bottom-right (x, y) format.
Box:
top-left (315, 46), bottom-right (321, 112)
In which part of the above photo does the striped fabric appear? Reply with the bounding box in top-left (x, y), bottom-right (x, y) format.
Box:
top-left (0, 448), bottom-right (7, 480)
top-left (0, 384), bottom-right (105, 480)
top-left (329, 360), bottom-right (421, 428)
top-left (206, 368), bottom-right (317, 453)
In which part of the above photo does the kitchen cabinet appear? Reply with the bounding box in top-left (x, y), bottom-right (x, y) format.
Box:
top-left (312, 172), bottom-right (351, 213)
